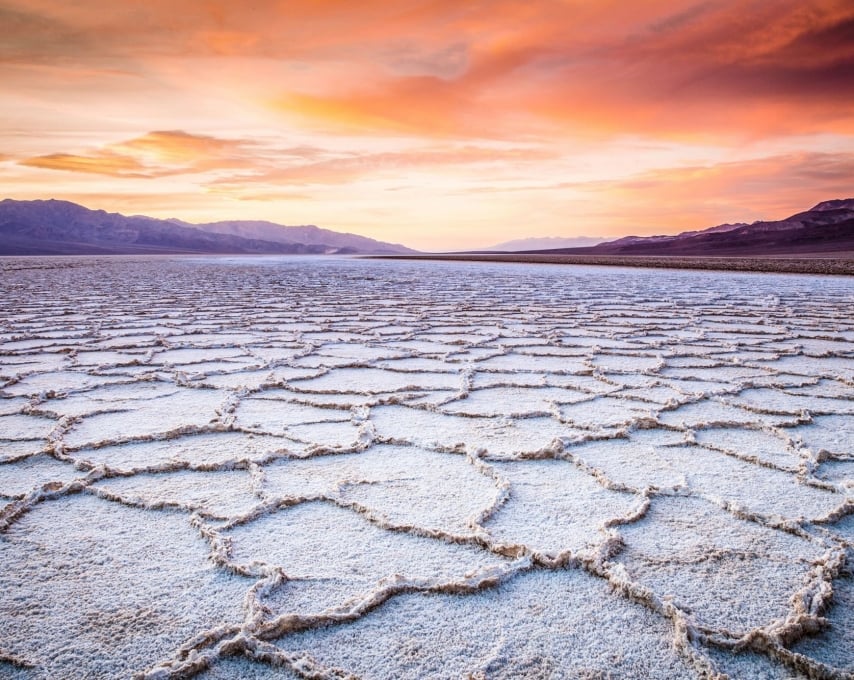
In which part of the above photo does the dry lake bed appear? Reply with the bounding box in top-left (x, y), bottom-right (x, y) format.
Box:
top-left (0, 255), bottom-right (852, 679)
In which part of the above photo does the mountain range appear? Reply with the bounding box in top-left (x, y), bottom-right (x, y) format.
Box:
top-left (478, 236), bottom-right (606, 251)
top-left (515, 199), bottom-right (854, 257)
top-left (1, 198), bottom-right (852, 258)
top-left (0, 199), bottom-right (415, 255)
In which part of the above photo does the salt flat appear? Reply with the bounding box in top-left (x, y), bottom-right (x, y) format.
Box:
top-left (0, 255), bottom-right (852, 679)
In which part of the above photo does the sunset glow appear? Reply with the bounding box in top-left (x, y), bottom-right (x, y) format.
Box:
top-left (2, 0), bottom-right (853, 250)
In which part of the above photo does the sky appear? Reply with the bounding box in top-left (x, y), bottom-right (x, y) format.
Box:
top-left (2, 0), bottom-right (853, 251)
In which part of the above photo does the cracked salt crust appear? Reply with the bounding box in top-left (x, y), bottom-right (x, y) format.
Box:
top-left (261, 444), bottom-right (499, 536)
top-left (63, 389), bottom-right (226, 448)
top-left (615, 495), bottom-right (828, 634)
top-left (0, 454), bottom-right (85, 497)
top-left (289, 367), bottom-right (461, 393)
top-left (0, 495), bottom-right (251, 678)
top-left (275, 570), bottom-right (696, 678)
top-left (91, 468), bottom-right (260, 519)
top-left (789, 415), bottom-right (854, 457)
top-left (693, 426), bottom-right (803, 471)
top-left (568, 434), bottom-right (688, 492)
top-left (234, 399), bottom-right (351, 436)
top-left (441, 386), bottom-right (576, 417)
top-left (69, 432), bottom-right (292, 471)
top-left (227, 500), bottom-right (510, 616)
top-left (484, 459), bottom-right (642, 557)
top-left (0, 256), bottom-right (852, 679)
top-left (0, 414), bottom-right (56, 441)
top-left (371, 404), bottom-right (579, 457)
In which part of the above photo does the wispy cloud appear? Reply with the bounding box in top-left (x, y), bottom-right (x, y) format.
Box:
top-left (211, 144), bottom-right (558, 189)
top-left (19, 130), bottom-right (260, 177)
top-left (555, 152), bottom-right (854, 233)
top-left (21, 151), bottom-right (151, 177)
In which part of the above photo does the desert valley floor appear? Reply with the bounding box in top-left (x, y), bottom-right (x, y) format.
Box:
top-left (0, 256), bottom-right (852, 679)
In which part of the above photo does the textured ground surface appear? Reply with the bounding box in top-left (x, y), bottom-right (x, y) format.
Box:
top-left (376, 254), bottom-right (854, 275)
top-left (0, 255), bottom-right (852, 679)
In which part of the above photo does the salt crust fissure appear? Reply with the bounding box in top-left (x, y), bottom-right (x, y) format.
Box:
top-left (0, 256), bottom-right (852, 679)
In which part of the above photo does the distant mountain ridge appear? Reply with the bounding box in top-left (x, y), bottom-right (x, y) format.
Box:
top-left (4, 197), bottom-right (852, 259)
top-left (168, 218), bottom-right (413, 254)
top-left (477, 235), bottom-right (606, 252)
top-left (0, 199), bottom-right (416, 255)
top-left (519, 199), bottom-right (854, 257)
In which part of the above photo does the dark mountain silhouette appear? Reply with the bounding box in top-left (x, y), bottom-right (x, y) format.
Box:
top-left (168, 218), bottom-right (415, 254)
top-left (0, 199), bottom-right (417, 255)
top-left (519, 199), bottom-right (854, 257)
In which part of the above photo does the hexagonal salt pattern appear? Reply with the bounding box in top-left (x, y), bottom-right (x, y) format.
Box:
top-left (0, 256), bottom-right (851, 678)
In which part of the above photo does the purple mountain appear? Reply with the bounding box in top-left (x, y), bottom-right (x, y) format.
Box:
top-left (520, 199), bottom-right (854, 257)
top-left (0, 199), bottom-right (417, 255)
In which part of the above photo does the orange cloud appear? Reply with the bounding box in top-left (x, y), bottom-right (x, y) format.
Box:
top-left (21, 152), bottom-right (150, 177)
top-left (274, 41), bottom-right (544, 138)
top-left (5, 0), bottom-right (853, 141)
top-left (552, 152), bottom-right (854, 235)
top-left (113, 130), bottom-right (257, 168)
top-left (19, 130), bottom-right (259, 177)
top-left (269, 0), bottom-right (854, 140)
top-left (210, 144), bottom-right (557, 191)
top-left (230, 191), bottom-right (312, 202)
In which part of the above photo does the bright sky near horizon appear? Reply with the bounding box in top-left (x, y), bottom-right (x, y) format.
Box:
top-left (2, 0), bottom-right (853, 251)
